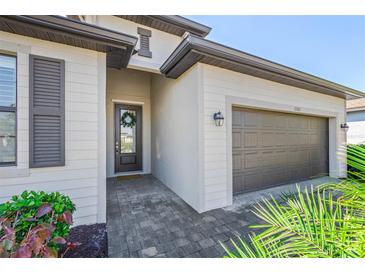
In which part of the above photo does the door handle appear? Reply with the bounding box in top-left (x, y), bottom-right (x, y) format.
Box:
top-left (115, 141), bottom-right (119, 153)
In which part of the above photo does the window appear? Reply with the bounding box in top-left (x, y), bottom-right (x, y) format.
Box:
top-left (0, 54), bottom-right (16, 165)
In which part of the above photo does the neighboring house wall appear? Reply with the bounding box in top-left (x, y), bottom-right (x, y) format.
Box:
top-left (106, 68), bottom-right (151, 177)
top-left (88, 16), bottom-right (182, 73)
top-left (200, 64), bottom-right (347, 211)
top-left (347, 110), bottom-right (365, 144)
top-left (0, 32), bottom-right (107, 226)
top-left (151, 65), bottom-right (202, 211)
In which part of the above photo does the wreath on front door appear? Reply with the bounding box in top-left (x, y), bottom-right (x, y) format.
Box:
top-left (120, 111), bottom-right (137, 128)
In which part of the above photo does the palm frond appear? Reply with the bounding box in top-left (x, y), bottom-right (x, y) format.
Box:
top-left (222, 144), bottom-right (365, 258)
top-left (223, 186), bottom-right (365, 258)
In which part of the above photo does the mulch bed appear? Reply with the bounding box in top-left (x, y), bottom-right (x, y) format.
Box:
top-left (61, 223), bottom-right (108, 258)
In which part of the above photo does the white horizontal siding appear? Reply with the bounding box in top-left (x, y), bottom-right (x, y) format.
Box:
top-left (67, 63), bottom-right (98, 75)
top-left (67, 131), bottom-right (98, 141)
top-left (347, 117), bottom-right (365, 144)
top-left (66, 121), bottom-right (97, 131)
top-left (0, 32), bottom-right (104, 226)
top-left (68, 82), bottom-right (98, 95)
top-left (66, 102), bottom-right (98, 113)
top-left (205, 183), bottom-right (227, 193)
top-left (202, 64), bottom-right (346, 211)
top-left (0, 177), bottom-right (97, 189)
top-left (0, 169), bottom-right (98, 187)
top-left (66, 92), bottom-right (98, 104)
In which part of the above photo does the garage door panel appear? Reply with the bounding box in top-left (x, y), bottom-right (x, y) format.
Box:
top-left (262, 114), bottom-right (275, 128)
top-left (233, 175), bottom-right (242, 193)
top-left (263, 169), bottom-right (289, 188)
top-left (298, 134), bottom-right (308, 145)
top-left (288, 116), bottom-right (299, 128)
top-left (275, 132), bottom-right (287, 146)
top-left (299, 117), bottom-right (310, 129)
top-left (232, 130), bottom-right (241, 148)
top-left (243, 173), bottom-right (263, 192)
top-left (243, 112), bottom-right (260, 128)
top-left (232, 153), bottom-right (241, 171)
top-left (300, 166), bottom-right (312, 180)
top-left (232, 107), bottom-right (329, 194)
top-left (244, 131), bottom-right (259, 148)
top-left (288, 133), bottom-right (299, 146)
top-left (310, 149), bottom-right (320, 162)
top-left (311, 166), bottom-right (321, 176)
top-left (289, 167), bottom-right (309, 182)
top-left (275, 115), bottom-right (288, 128)
top-left (232, 110), bottom-right (242, 126)
top-left (262, 151), bottom-right (276, 167)
top-left (275, 150), bottom-right (287, 165)
top-left (262, 132), bottom-right (276, 147)
top-left (244, 152), bottom-right (260, 169)
top-left (291, 149), bottom-right (310, 164)
top-left (310, 118), bottom-right (320, 129)
top-left (310, 133), bottom-right (320, 145)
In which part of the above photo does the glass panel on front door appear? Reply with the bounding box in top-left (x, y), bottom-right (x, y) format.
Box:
top-left (120, 110), bottom-right (136, 153)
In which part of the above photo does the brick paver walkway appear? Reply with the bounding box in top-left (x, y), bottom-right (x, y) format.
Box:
top-left (106, 175), bottom-right (262, 258)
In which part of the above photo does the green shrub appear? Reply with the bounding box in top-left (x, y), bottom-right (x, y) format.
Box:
top-left (0, 191), bottom-right (76, 257)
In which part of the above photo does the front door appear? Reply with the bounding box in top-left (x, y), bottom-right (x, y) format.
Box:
top-left (115, 104), bottom-right (142, 173)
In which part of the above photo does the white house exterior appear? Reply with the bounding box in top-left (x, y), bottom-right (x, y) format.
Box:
top-left (347, 98), bottom-right (365, 144)
top-left (0, 15), bottom-right (363, 225)
top-left (0, 31), bottom-right (107, 225)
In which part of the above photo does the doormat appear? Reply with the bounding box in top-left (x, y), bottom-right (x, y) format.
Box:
top-left (116, 175), bottom-right (143, 181)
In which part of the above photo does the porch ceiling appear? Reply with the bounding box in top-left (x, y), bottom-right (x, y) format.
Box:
top-left (0, 15), bottom-right (138, 69)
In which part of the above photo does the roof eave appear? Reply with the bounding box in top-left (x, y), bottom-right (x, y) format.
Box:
top-left (150, 15), bottom-right (212, 37)
top-left (161, 34), bottom-right (364, 99)
top-left (116, 15), bottom-right (211, 37)
top-left (0, 15), bottom-right (138, 69)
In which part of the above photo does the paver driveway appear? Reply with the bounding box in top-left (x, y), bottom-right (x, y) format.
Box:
top-left (106, 175), bottom-right (262, 258)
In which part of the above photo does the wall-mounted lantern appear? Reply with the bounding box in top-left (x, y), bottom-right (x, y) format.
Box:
top-left (340, 123), bottom-right (349, 132)
top-left (213, 111), bottom-right (224, 127)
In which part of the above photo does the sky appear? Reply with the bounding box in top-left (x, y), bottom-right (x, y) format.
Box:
top-left (186, 16), bottom-right (365, 92)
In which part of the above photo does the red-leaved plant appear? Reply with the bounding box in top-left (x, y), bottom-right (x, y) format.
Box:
top-left (0, 191), bottom-right (78, 258)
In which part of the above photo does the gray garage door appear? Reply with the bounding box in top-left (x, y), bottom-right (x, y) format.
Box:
top-left (232, 107), bottom-right (329, 194)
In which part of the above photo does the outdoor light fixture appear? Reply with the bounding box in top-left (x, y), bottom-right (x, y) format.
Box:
top-left (340, 123), bottom-right (349, 132)
top-left (213, 111), bottom-right (224, 126)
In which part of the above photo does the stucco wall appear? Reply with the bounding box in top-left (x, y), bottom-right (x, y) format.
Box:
top-left (347, 110), bottom-right (365, 144)
top-left (201, 64), bottom-right (347, 212)
top-left (151, 65), bottom-right (202, 211)
top-left (0, 32), bottom-right (107, 225)
top-left (106, 68), bottom-right (151, 177)
top-left (90, 16), bottom-right (182, 73)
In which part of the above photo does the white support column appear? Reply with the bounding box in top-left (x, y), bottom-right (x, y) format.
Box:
top-left (328, 115), bottom-right (347, 179)
top-left (97, 52), bottom-right (107, 223)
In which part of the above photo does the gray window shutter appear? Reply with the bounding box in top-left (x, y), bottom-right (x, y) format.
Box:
top-left (29, 55), bottom-right (65, 168)
top-left (137, 27), bottom-right (152, 58)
